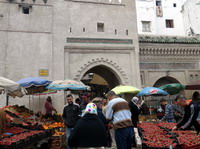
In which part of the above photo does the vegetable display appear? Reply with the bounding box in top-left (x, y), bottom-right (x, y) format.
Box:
top-left (138, 122), bottom-right (200, 149)
top-left (139, 122), bottom-right (177, 148)
top-left (0, 130), bottom-right (45, 146)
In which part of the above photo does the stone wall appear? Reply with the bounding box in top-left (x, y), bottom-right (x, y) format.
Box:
top-left (0, 0), bottom-right (140, 113)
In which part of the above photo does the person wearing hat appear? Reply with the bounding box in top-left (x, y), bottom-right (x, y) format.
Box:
top-left (68, 103), bottom-right (107, 148)
top-left (79, 92), bottom-right (91, 117)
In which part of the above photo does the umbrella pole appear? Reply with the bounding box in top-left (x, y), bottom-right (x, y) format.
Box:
top-left (6, 94), bottom-right (9, 106)
top-left (32, 94), bottom-right (34, 111)
top-left (29, 95), bottom-right (31, 113)
top-left (149, 96), bottom-right (152, 115)
top-left (32, 94), bottom-right (36, 124)
top-left (169, 94), bottom-right (171, 104)
top-left (39, 94), bottom-right (41, 112)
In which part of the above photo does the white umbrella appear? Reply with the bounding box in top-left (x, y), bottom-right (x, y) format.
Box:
top-left (0, 77), bottom-right (25, 98)
top-left (0, 87), bottom-right (5, 94)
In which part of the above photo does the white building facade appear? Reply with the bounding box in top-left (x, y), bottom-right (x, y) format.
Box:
top-left (136, 0), bottom-right (185, 36)
top-left (182, 0), bottom-right (200, 36)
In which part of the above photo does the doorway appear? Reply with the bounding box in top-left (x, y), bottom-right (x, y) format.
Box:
top-left (81, 65), bottom-right (121, 97)
top-left (153, 76), bottom-right (180, 87)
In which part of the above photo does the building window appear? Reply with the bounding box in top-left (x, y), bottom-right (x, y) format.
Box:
top-left (195, 74), bottom-right (199, 81)
top-left (190, 75), bottom-right (194, 82)
top-left (142, 21), bottom-right (151, 32)
top-left (140, 75), bottom-right (144, 85)
top-left (156, 0), bottom-right (161, 6)
top-left (126, 30), bottom-right (128, 36)
top-left (22, 6), bottom-right (30, 14)
top-left (166, 20), bottom-right (174, 28)
top-left (97, 23), bottom-right (104, 32)
top-left (83, 28), bottom-right (85, 32)
top-left (173, 3), bottom-right (176, 7)
top-left (69, 27), bottom-right (72, 33)
top-left (115, 29), bottom-right (117, 35)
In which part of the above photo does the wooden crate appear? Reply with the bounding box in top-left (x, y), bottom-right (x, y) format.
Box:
top-left (50, 134), bottom-right (66, 149)
top-left (139, 114), bottom-right (158, 122)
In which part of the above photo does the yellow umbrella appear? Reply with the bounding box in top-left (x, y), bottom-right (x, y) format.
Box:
top-left (111, 85), bottom-right (141, 95)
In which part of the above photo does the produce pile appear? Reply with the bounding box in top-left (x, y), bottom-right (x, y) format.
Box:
top-left (172, 130), bottom-right (200, 148)
top-left (157, 122), bottom-right (176, 130)
top-left (0, 124), bottom-right (47, 148)
top-left (0, 130), bottom-right (45, 146)
top-left (42, 122), bottom-right (65, 130)
top-left (5, 126), bottom-right (27, 134)
top-left (0, 105), bottom-right (65, 148)
top-left (42, 122), bottom-right (65, 138)
top-left (0, 122), bottom-right (65, 148)
top-left (2, 105), bottom-right (36, 125)
top-left (139, 122), bottom-right (177, 148)
top-left (53, 130), bottom-right (65, 136)
top-left (1, 105), bottom-right (64, 125)
top-left (138, 122), bottom-right (200, 149)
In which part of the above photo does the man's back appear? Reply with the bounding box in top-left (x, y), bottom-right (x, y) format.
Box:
top-left (106, 97), bottom-right (132, 129)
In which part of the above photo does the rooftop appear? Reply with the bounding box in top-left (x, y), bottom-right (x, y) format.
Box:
top-left (139, 35), bottom-right (200, 44)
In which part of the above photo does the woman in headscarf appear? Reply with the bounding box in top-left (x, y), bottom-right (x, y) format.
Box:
top-left (129, 96), bottom-right (142, 128)
top-left (92, 97), bottom-right (112, 147)
top-left (68, 103), bottom-right (107, 149)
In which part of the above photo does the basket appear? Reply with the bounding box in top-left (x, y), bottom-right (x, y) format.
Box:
top-left (181, 143), bottom-right (200, 149)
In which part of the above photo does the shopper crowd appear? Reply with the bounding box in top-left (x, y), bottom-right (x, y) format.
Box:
top-left (59, 90), bottom-right (200, 149)
top-left (0, 89), bottom-right (199, 149)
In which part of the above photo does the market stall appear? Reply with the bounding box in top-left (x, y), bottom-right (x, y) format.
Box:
top-left (138, 122), bottom-right (200, 149)
top-left (0, 105), bottom-right (66, 149)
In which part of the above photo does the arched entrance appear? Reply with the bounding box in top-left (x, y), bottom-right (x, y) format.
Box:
top-left (153, 76), bottom-right (180, 87)
top-left (148, 76), bottom-right (182, 108)
top-left (81, 65), bottom-right (121, 97)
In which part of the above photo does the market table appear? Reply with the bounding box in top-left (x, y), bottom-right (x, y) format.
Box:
top-left (0, 105), bottom-right (65, 149)
top-left (138, 122), bottom-right (200, 149)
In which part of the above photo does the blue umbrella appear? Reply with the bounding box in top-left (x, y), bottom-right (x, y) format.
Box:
top-left (17, 77), bottom-right (51, 95)
top-left (17, 77), bottom-right (52, 111)
top-left (17, 77), bottom-right (51, 88)
top-left (137, 87), bottom-right (168, 96)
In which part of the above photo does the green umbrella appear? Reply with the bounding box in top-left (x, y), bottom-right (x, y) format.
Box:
top-left (111, 85), bottom-right (141, 95)
top-left (159, 83), bottom-right (185, 95)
